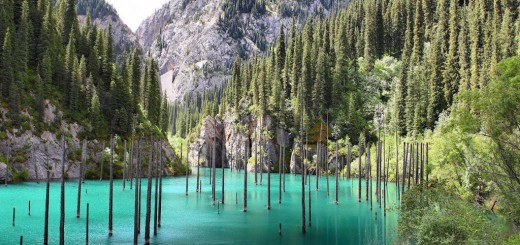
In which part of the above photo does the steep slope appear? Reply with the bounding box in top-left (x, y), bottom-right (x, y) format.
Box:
top-left (137, 0), bottom-right (349, 102)
top-left (77, 0), bottom-right (138, 65)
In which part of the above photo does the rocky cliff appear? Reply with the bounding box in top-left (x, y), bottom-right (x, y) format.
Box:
top-left (188, 110), bottom-right (291, 173)
top-left (137, 0), bottom-right (349, 102)
top-left (0, 101), bottom-right (180, 183)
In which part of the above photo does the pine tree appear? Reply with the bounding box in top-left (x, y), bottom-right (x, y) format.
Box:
top-left (130, 47), bottom-right (141, 114)
top-left (147, 59), bottom-right (161, 126)
top-left (300, 19), bottom-right (313, 110)
top-left (89, 89), bottom-right (103, 134)
top-left (16, 0), bottom-right (31, 74)
top-left (231, 55), bottom-right (241, 108)
top-left (64, 31), bottom-right (76, 110)
top-left (442, 0), bottom-right (459, 106)
top-left (160, 94), bottom-right (169, 133)
top-left (458, 9), bottom-right (471, 93)
top-left (1, 28), bottom-right (15, 99)
top-left (57, 0), bottom-right (79, 45)
top-left (313, 47), bottom-right (327, 117)
top-left (499, 7), bottom-right (515, 59)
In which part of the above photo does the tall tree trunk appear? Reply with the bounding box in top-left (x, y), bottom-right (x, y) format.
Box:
top-left (402, 142), bottom-right (407, 194)
top-left (196, 149), bottom-right (200, 192)
top-left (279, 144), bottom-right (282, 204)
top-left (335, 141), bottom-right (339, 205)
top-left (44, 166), bottom-right (50, 245)
top-left (243, 142), bottom-right (248, 212)
top-left (347, 144), bottom-right (352, 179)
top-left (186, 143), bottom-right (189, 196)
top-left (134, 140), bottom-right (140, 244)
top-left (255, 130), bottom-right (258, 185)
top-left (130, 140), bottom-right (134, 190)
top-left (212, 139), bottom-right (216, 205)
top-left (358, 142), bottom-right (362, 202)
top-left (267, 148), bottom-right (271, 210)
top-left (108, 136), bottom-right (114, 236)
top-left (308, 167), bottom-right (312, 227)
top-left (123, 141), bottom-right (127, 191)
top-left (144, 137), bottom-right (154, 244)
top-left (59, 136), bottom-right (66, 245)
top-left (100, 140), bottom-right (105, 181)
top-left (158, 144), bottom-right (163, 228)
top-left (86, 203), bottom-right (89, 244)
top-left (221, 144), bottom-right (225, 204)
top-left (396, 136), bottom-right (400, 200)
top-left (77, 140), bottom-right (85, 218)
top-left (154, 143), bottom-right (158, 236)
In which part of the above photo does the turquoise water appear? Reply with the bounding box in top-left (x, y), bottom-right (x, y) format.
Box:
top-left (0, 169), bottom-right (399, 244)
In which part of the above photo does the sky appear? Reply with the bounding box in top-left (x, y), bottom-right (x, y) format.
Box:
top-left (105, 0), bottom-right (170, 31)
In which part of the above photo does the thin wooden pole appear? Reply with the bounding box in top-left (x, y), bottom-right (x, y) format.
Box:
top-left (123, 141), bottom-right (127, 191)
top-left (44, 166), bottom-right (50, 245)
top-left (221, 144), bottom-right (225, 204)
top-left (100, 140), bottom-right (105, 181)
top-left (77, 140), bottom-right (85, 218)
top-left (267, 150), bottom-right (271, 210)
top-left (130, 140), bottom-right (134, 190)
top-left (308, 167), bottom-right (312, 227)
top-left (28, 200), bottom-right (30, 216)
top-left (212, 138), bottom-right (216, 205)
top-left (154, 143), bottom-right (159, 236)
top-left (196, 149), bottom-right (200, 192)
top-left (186, 143), bottom-right (189, 196)
top-left (254, 130), bottom-right (258, 185)
top-left (12, 207), bottom-right (15, 226)
top-left (134, 140), bottom-right (140, 243)
top-left (358, 142), bottom-right (362, 202)
top-left (335, 141), bottom-right (339, 205)
top-left (86, 203), bottom-right (89, 245)
top-left (402, 142), bottom-right (407, 194)
top-left (144, 137), bottom-right (154, 244)
top-left (279, 144), bottom-right (282, 204)
top-left (158, 144), bottom-right (163, 228)
top-left (108, 136), bottom-right (114, 237)
top-left (59, 136), bottom-right (66, 245)
top-left (243, 141), bottom-right (248, 212)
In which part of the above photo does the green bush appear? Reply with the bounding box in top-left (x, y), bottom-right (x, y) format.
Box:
top-left (12, 168), bottom-right (29, 182)
top-left (399, 187), bottom-right (500, 245)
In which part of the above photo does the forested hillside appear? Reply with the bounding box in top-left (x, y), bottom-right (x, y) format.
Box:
top-left (0, 0), bottom-right (169, 138)
top-left (174, 0), bottom-right (520, 242)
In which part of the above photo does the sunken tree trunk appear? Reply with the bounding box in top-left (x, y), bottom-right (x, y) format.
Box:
top-left (144, 138), bottom-right (154, 244)
top-left (108, 136), bottom-right (114, 236)
top-left (44, 166), bottom-right (50, 245)
top-left (59, 136), bottom-right (66, 245)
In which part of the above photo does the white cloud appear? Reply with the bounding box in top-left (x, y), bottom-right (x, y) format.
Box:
top-left (105, 0), bottom-right (170, 31)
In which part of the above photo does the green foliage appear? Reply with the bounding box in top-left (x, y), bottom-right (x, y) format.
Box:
top-left (12, 168), bottom-right (30, 182)
top-left (399, 187), bottom-right (499, 245)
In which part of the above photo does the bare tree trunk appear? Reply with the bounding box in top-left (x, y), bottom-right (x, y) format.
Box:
top-left (108, 136), bottom-right (114, 237)
top-left (123, 141), bottom-right (127, 191)
top-left (86, 203), bottom-right (89, 244)
top-left (366, 144), bottom-right (369, 202)
top-left (308, 167), bottom-right (311, 227)
top-left (77, 140), bottom-right (85, 218)
top-left (186, 143), bottom-right (189, 196)
top-left (358, 142), bottom-right (362, 202)
top-left (158, 144), bottom-right (163, 228)
top-left (267, 152), bottom-right (271, 210)
top-left (44, 166), bottom-right (50, 245)
top-left (133, 140), bottom-right (140, 244)
top-left (396, 135), bottom-right (400, 200)
top-left (144, 137), bottom-right (154, 244)
top-left (154, 143), bottom-right (158, 236)
top-left (196, 149), bottom-right (200, 192)
top-left (347, 144), bottom-right (352, 179)
top-left (402, 142), bottom-right (407, 194)
top-left (59, 136), bottom-right (66, 245)
top-left (212, 139), bottom-right (216, 205)
top-left (255, 130), bottom-right (258, 185)
top-left (279, 144), bottom-right (282, 204)
top-left (243, 142), bottom-right (248, 212)
top-left (130, 140), bottom-right (134, 190)
top-left (100, 140), bottom-right (105, 181)
top-left (222, 143), bottom-right (225, 204)
top-left (335, 141), bottom-right (339, 205)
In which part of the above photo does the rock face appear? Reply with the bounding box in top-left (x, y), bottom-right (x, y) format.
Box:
top-left (189, 111), bottom-right (290, 173)
top-left (77, 0), bottom-right (139, 65)
top-left (0, 101), bottom-right (179, 183)
top-left (137, 0), bottom-right (348, 102)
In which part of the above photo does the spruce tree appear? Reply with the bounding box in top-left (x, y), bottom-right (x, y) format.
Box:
top-left (442, 0), bottom-right (460, 106)
top-left (16, 0), bottom-right (31, 75)
top-left (1, 28), bottom-right (15, 99)
top-left (130, 47), bottom-right (141, 114)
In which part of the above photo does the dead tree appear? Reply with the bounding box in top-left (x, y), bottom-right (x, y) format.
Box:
top-left (59, 136), bottom-right (66, 245)
top-left (144, 137), bottom-right (154, 244)
top-left (108, 136), bottom-right (114, 236)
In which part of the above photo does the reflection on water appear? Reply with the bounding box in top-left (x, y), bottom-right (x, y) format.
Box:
top-left (0, 168), bottom-right (399, 244)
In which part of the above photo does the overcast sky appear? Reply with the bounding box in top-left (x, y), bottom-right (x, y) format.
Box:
top-left (105, 0), bottom-right (170, 31)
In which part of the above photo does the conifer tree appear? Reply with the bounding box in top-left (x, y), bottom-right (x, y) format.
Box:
top-left (1, 28), bottom-right (15, 99)
top-left (442, 0), bottom-right (460, 106)
top-left (130, 47), bottom-right (141, 114)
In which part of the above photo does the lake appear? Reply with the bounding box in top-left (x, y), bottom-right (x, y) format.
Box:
top-left (0, 168), bottom-right (399, 244)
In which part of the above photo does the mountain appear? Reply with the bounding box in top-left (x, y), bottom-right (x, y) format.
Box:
top-left (137, 0), bottom-right (349, 102)
top-left (77, 0), bottom-right (138, 65)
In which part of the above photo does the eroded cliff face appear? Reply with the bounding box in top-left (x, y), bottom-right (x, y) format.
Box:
top-left (137, 0), bottom-right (348, 102)
top-left (0, 101), bottom-right (179, 183)
top-left (188, 111), bottom-right (291, 173)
